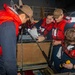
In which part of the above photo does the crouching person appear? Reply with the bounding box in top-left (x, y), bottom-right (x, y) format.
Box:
top-left (59, 28), bottom-right (75, 73)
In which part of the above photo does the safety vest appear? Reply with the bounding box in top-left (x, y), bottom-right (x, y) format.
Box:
top-left (52, 19), bottom-right (67, 40)
top-left (0, 4), bottom-right (22, 55)
top-left (62, 43), bottom-right (75, 59)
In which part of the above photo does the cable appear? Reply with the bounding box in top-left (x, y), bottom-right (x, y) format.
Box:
top-left (19, 28), bottom-right (24, 75)
top-left (24, 28), bottom-right (57, 73)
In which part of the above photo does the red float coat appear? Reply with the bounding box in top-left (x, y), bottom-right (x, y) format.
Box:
top-left (40, 18), bottom-right (54, 36)
top-left (52, 19), bottom-right (67, 40)
top-left (0, 4), bottom-right (22, 55)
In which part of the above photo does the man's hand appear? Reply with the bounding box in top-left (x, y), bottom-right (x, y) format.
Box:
top-left (37, 35), bottom-right (45, 42)
top-left (52, 40), bottom-right (61, 46)
top-left (62, 63), bottom-right (73, 69)
top-left (17, 73), bottom-right (21, 75)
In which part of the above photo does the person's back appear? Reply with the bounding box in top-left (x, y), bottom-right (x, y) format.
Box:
top-left (0, 3), bottom-right (33, 75)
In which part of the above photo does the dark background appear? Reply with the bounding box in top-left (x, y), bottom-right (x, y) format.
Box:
top-left (55, 0), bottom-right (75, 12)
top-left (0, 0), bottom-right (75, 18)
top-left (0, 0), bottom-right (75, 12)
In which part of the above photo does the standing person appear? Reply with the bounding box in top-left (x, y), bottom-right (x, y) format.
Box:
top-left (51, 8), bottom-right (75, 73)
top-left (0, 3), bottom-right (33, 75)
